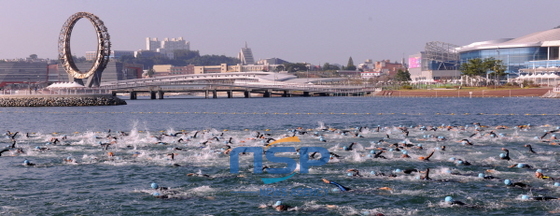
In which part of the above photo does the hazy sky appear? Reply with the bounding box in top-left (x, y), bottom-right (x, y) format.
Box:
top-left (2, 0), bottom-right (559, 65)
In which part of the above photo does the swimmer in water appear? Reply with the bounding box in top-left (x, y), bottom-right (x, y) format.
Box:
top-left (458, 139), bottom-right (473, 145)
top-left (504, 179), bottom-right (530, 188)
top-left (419, 168), bottom-right (431, 180)
top-left (477, 173), bottom-right (498, 179)
top-left (419, 150), bottom-right (435, 161)
top-left (521, 195), bottom-right (560, 201)
top-left (271, 201), bottom-right (292, 211)
top-left (444, 196), bottom-right (466, 206)
top-left (151, 182), bottom-right (169, 191)
top-left (322, 178), bottom-right (351, 191)
top-left (524, 144), bottom-right (536, 154)
top-left (508, 163), bottom-right (532, 169)
top-left (187, 173), bottom-right (211, 178)
top-left (347, 169), bottom-right (363, 177)
top-left (534, 169), bottom-right (554, 180)
top-left (343, 142), bottom-right (357, 151)
top-left (23, 159), bottom-right (35, 166)
top-left (499, 148), bottom-right (511, 161)
top-left (0, 148), bottom-right (10, 156)
top-left (540, 129), bottom-right (559, 139)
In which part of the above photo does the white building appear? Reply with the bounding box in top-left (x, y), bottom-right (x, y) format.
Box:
top-left (145, 37), bottom-right (190, 59)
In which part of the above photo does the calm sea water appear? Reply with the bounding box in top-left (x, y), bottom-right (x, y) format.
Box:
top-left (1, 96), bottom-right (559, 215)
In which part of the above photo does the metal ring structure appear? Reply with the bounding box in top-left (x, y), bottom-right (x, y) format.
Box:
top-left (58, 12), bottom-right (111, 85)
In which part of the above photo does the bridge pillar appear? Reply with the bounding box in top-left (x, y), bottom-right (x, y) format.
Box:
top-left (227, 90), bottom-right (233, 98)
top-left (212, 90), bottom-right (217, 98)
top-left (158, 91), bottom-right (164, 99)
top-left (111, 91), bottom-right (117, 96)
top-left (150, 91), bottom-right (156, 99)
top-left (263, 89), bottom-right (271, 98)
top-left (205, 90), bottom-right (209, 99)
top-left (244, 90), bottom-right (251, 98)
top-left (282, 90), bottom-right (291, 97)
top-left (130, 92), bottom-right (137, 100)
top-left (303, 92), bottom-right (311, 97)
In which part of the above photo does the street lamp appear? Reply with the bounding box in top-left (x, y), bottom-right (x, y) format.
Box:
top-left (306, 64), bottom-right (310, 83)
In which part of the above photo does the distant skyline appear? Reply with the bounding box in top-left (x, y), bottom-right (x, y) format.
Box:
top-left (1, 0), bottom-right (559, 65)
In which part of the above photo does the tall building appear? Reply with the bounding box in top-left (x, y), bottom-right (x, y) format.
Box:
top-left (409, 41), bottom-right (461, 83)
top-left (238, 42), bottom-right (255, 65)
top-left (144, 37), bottom-right (190, 59)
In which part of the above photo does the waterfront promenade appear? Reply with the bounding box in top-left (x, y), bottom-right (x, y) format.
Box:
top-left (377, 87), bottom-right (554, 98)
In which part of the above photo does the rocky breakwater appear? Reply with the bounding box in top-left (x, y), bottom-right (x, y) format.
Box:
top-left (0, 94), bottom-right (127, 107)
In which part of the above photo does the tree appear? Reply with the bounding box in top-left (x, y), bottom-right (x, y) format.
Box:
top-left (394, 69), bottom-right (411, 82)
top-left (460, 58), bottom-right (505, 86)
top-left (345, 57), bottom-right (356, 71)
top-left (29, 54), bottom-right (38, 59)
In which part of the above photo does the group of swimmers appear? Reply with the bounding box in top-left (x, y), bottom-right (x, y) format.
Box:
top-left (5, 123), bottom-right (560, 214)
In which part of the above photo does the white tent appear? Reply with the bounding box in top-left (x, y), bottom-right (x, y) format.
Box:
top-left (46, 82), bottom-right (85, 89)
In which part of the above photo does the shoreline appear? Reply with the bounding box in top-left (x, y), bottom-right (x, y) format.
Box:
top-left (374, 87), bottom-right (556, 98)
top-left (0, 94), bottom-right (127, 107)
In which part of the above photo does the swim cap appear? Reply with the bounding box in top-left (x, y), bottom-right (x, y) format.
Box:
top-left (448, 157), bottom-right (456, 161)
top-left (536, 169), bottom-right (542, 173)
top-left (370, 171), bottom-right (376, 175)
top-left (499, 153), bottom-right (506, 159)
top-left (35, 146), bottom-right (40, 149)
top-left (332, 188), bottom-right (340, 192)
top-left (417, 144), bottom-right (422, 147)
top-left (274, 201), bottom-right (282, 206)
top-left (554, 182), bottom-right (560, 187)
top-left (67, 156), bottom-right (72, 160)
top-left (151, 183), bottom-right (158, 189)
top-left (402, 150), bottom-right (408, 155)
top-left (23, 160), bottom-right (29, 164)
top-left (367, 154), bottom-right (372, 158)
top-left (521, 195), bottom-right (530, 200)
top-left (517, 163), bottom-right (526, 168)
top-left (152, 192), bottom-right (160, 196)
top-left (478, 173), bottom-right (485, 178)
top-left (389, 148), bottom-right (394, 152)
top-left (444, 196), bottom-right (454, 203)
top-left (534, 136), bottom-right (539, 139)
top-left (370, 150), bottom-right (375, 154)
top-left (361, 211), bottom-right (371, 215)
top-left (395, 169), bottom-right (402, 173)
top-left (347, 173), bottom-right (353, 176)
top-left (504, 179), bottom-right (512, 185)
top-left (456, 160), bottom-right (464, 165)
top-left (342, 146), bottom-right (348, 150)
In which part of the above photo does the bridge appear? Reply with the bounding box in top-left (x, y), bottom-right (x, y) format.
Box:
top-left (97, 72), bottom-right (378, 99)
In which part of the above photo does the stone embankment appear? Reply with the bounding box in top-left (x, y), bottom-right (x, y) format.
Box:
top-left (0, 94), bottom-right (126, 107)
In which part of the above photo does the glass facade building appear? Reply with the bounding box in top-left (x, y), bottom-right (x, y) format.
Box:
top-left (457, 28), bottom-right (560, 77)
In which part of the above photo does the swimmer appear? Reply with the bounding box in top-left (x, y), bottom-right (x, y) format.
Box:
top-left (504, 179), bottom-right (530, 188)
top-left (521, 195), bottom-right (560, 201)
top-left (508, 163), bottom-right (532, 169)
top-left (151, 192), bottom-right (169, 199)
top-left (187, 173), bottom-right (211, 178)
top-left (49, 137), bottom-right (60, 145)
top-left (166, 153), bottom-right (176, 160)
top-left (151, 182), bottom-right (169, 191)
top-left (535, 169), bottom-right (554, 180)
top-left (477, 173), bottom-right (498, 179)
top-left (540, 129), bottom-right (559, 139)
top-left (524, 144), bottom-right (536, 154)
top-left (23, 159), bottom-right (35, 166)
top-left (272, 201), bottom-right (292, 211)
top-left (373, 150), bottom-right (387, 159)
top-left (347, 169), bottom-right (363, 177)
top-left (401, 150), bottom-right (411, 158)
top-left (322, 178), bottom-right (351, 191)
top-left (0, 148), bottom-right (10, 156)
top-left (419, 150), bottom-right (435, 161)
top-left (419, 168), bottom-right (431, 180)
top-left (458, 139), bottom-right (473, 145)
top-left (499, 148), bottom-right (511, 161)
top-left (63, 156), bottom-right (74, 162)
top-left (444, 196), bottom-right (466, 206)
top-left (34, 146), bottom-right (49, 151)
top-left (9, 140), bottom-right (17, 148)
top-left (7, 131), bottom-right (19, 140)
top-left (343, 142), bottom-right (357, 151)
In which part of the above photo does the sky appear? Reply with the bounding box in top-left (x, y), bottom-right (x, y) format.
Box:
top-left (1, 0), bottom-right (560, 66)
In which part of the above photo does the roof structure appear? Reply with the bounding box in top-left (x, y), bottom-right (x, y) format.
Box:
top-left (457, 28), bottom-right (560, 52)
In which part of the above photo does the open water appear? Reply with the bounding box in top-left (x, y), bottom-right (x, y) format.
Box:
top-left (1, 96), bottom-right (560, 215)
